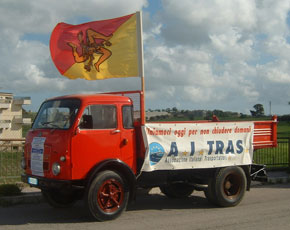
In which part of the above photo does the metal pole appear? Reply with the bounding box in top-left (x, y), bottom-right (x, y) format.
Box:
top-left (136, 11), bottom-right (145, 125)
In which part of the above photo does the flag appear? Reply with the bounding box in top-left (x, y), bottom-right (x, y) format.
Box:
top-left (50, 13), bottom-right (140, 80)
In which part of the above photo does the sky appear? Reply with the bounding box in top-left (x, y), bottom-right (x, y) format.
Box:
top-left (1, 0), bottom-right (290, 115)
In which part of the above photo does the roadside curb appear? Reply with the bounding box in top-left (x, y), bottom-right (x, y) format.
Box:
top-left (267, 171), bottom-right (290, 184)
top-left (0, 192), bottom-right (43, 207)
top-left (267, 176), bottom-right (290, 184)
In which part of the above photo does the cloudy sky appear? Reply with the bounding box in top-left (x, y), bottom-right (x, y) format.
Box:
top-left (1, 0), bottom-right (290, 115)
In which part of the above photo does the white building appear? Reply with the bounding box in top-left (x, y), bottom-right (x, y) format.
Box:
top-left (0, 92), bottom-right (31, 139)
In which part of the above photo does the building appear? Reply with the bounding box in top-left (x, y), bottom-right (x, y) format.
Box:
top-left (146, 111), bottom-right (170, 121)
top-left (0, 92), bottom-right (31, 139)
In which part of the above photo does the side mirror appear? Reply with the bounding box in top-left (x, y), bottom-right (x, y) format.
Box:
top-left (74, 126), bottom-right (80, 135)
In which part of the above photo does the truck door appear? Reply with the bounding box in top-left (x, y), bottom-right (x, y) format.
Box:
top-left (71, 104), bottom-right (121, 179)
top-left (120, 105), bottom-right (136, 173)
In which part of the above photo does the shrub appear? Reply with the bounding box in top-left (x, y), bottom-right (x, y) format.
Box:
top-left (0, 184), bottom-right (22, 197)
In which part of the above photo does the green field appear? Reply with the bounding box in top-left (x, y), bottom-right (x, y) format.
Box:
top-left (254, 140), bottom-right (289, 168)
top-left (0, 152), bottom-right (22, 184)
top-left (277, 121), bottom-right (290, 137)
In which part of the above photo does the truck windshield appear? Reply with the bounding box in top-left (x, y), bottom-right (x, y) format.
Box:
top-left (32, 99), bottom-right (81, 130)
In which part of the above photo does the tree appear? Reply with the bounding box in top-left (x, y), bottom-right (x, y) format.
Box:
top-left (172, 107), bottom-right (178, 113)
top-left (250, 104), bottom-right (265, 117)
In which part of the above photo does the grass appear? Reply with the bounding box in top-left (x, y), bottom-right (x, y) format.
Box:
top-left (0, 184), bottom-right (22, 197)
top-left (277, 121), bottom-right (290, 138)
top-left (0, 151), bottom-right (22, 184)
top-left (254, 142), bottom-right (289, 168)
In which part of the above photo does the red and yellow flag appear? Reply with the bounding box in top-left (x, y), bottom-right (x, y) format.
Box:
top-left (50, 13), bottom-right (139, 80)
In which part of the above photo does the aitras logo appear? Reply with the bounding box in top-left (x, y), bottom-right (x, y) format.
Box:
top-left (148, 140), bottom-right (246, 166)
top-left (149, 142), bottom-right (165, 166)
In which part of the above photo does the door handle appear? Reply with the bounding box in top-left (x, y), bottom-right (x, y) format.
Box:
top-left (112, 129), bottom-right (121, 134)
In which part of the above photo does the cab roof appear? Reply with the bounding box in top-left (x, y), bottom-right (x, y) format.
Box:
top-left (45, 93), bottom-right (132, 104)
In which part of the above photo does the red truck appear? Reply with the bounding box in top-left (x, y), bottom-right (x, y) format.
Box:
top-left (22, 90), bottom-right (277, 221)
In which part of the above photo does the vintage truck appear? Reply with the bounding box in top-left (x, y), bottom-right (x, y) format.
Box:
top-left (22, 90), bottom-right (277, 221)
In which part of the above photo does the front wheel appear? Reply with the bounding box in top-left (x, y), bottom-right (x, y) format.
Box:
top-left (86, 170), bottom-right (129, 221)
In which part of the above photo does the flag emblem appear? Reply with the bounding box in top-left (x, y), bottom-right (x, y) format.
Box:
top-left (50, 13), bottom-right (139, 80)
top-left (67, 29), bottom-right (113, 73)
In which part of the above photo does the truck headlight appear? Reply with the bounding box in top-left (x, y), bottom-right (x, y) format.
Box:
top-left (21, 156), bottom-right (26, 170)
top-left (52, 162), bottom-right (61, 176)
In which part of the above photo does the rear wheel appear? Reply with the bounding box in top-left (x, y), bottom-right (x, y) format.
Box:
top-left (205, 167), bottom-right (247, 207)
top-left (160, 183), bottom-right (194, 198)
top-left (86, 170), bottom-right (129, 221)
top-left (204, 177), bottom-right (218, 205)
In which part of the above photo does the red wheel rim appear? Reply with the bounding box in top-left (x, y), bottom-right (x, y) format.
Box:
top-left (97, 179), bottom-right (124, 213)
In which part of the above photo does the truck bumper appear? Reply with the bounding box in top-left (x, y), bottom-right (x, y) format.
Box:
top-left (21, 173), bottom-right (84, 190)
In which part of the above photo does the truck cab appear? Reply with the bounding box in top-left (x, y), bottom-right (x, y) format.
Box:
top-left (24, 94), bottom-right (137, 180)
top-left (22, 93), bottom-right (138, 220)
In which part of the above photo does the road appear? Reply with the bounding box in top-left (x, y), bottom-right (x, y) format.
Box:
top-left (0, 183), bottom-right (290, 230)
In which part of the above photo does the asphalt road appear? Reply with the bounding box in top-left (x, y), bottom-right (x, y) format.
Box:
top-left (0, 183), bottom-right (290, 230)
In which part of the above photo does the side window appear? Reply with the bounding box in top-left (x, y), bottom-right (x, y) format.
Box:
top-left (80, 105), bottom-right (117, 129)
top-left (122, 106), bottom-right (134, 129)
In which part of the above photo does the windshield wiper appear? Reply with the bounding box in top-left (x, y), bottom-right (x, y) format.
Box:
top-left (41, 121), bottom-right (59, 128)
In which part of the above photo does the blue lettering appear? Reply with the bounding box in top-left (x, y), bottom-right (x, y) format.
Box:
top-left (190, 142), bottom-right (195, 156)
top-left (207, 141), bottom-right (214, 155)
top-left (236, 140), bottom-right (243, 154)
top-left (168, 142), bottom-right (178, 156)
top-left (215, 141), bottom-right (224, 154)
top-left (226, 140), bottom-right (235, 154)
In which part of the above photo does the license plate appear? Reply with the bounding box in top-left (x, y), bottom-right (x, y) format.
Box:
top-left (28, 177), bottom-right (38, 185)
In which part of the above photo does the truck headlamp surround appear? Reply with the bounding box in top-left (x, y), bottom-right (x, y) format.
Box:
top-left (21, 156), bottom-right (26, 170)
top-left (60, 156), bottom-right (66, 162)
top-left (52, 162), bottom-right (61, 176)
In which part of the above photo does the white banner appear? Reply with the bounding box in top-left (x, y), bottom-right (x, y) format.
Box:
top-left (31, 137), bottom-right (46, 176)
top-left (141, 122), bottom-right (254, 172)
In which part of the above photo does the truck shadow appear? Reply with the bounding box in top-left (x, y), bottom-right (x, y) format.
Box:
top-left (128, 192), bottom-right (214, 212)
top-left (0, 193), bottom-right (215, 225)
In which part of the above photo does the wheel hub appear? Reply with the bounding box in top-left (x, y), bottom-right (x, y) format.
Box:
top-left (98, 179), bottom-right (124, 213)
top-left (223, 174), bottom-right (241, 198)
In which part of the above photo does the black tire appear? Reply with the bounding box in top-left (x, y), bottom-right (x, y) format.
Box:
top-left (86, 170), bottom-right (129, 221)
top-left (214, 166), bottom-right (247, 207)
top-left (204, 177), bottom-right (218, 205)
top-left (42, 189), bottom-right (78, 208)
top-left (160, 183), bottom-right (194, 198)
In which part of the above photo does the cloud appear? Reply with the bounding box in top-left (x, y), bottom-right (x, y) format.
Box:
top-left (0, 0), bottom-right (290, 115)
top-left (0, 0), bottom-right (147, 34)
top-left (0, 0), bottom-right (147, 109)
top-left (159, 0), bottom-right (257, 46)
top-left (142, 0), bottom-right (290, 114)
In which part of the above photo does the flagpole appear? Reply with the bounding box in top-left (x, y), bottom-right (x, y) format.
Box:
top-left (136, 11), bottom-right (145, 125)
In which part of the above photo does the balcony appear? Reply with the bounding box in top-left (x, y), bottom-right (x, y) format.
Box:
top-left (0, 99), bottom-right (11, 109)
top-left (13, 116), bottom-right (32, 124)
top-left (13, 97), bottom-right (31, 105)
top-left (0, 120), bottom-right (11, 129)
